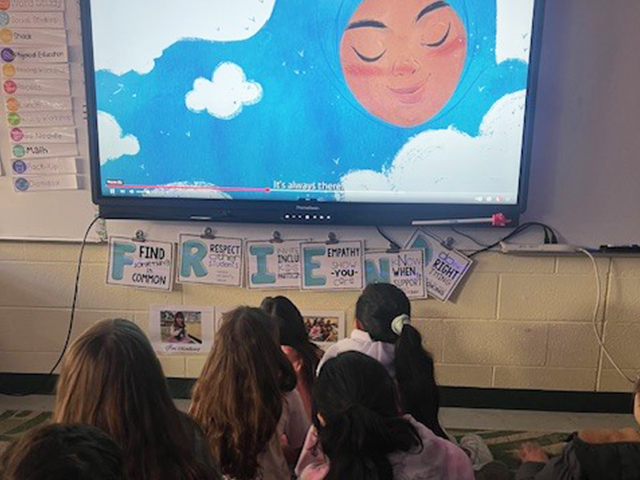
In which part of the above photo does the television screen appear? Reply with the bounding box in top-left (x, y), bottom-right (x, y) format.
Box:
top-left (83, 0), bottom-right (544, 224)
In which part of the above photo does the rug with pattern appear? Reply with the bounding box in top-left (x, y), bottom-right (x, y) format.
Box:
top-left (0, 410), bottom-right (569, 470)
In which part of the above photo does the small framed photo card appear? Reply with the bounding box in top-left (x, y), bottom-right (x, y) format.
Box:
top-left (149, 305), bottom-right (214, 354)
top-left (302, 311), bottom-right (346, 347)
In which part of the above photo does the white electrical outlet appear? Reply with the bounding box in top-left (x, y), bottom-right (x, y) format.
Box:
top-left (499, 242), bottom-right (581, 254)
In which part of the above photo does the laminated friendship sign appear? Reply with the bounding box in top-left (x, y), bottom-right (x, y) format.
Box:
top-left (405, 230), bottom-right (473, 302)
top-left (107, 237), bottom-right (175, 291)
top-left (301, 240), bottom-right (364, 291)
top-left (246, 239), bottom-right (303, 290)
top-left (365, 249), bottom-right (426, 299)
top-left (178, 234), bottom-right (244, 287)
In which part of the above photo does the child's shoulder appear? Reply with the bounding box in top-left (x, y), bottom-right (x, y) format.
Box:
top-left (578, 428), bottom-right (640, 445)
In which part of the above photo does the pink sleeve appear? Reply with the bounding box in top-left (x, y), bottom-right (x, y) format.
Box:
top-left (282, 390), bottom-right (310, 449)
top-left (398, 417), bottom-right (474, 480)
top-left (295, 425), bottom-right (330, 480)
top-left (435, 436), bottom-right (475, 480)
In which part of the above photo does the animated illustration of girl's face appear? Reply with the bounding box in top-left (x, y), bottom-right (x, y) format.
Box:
top-left (340, 0), bottom-right (467, 127)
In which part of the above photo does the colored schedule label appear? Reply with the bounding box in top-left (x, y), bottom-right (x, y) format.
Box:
top-left (1, 78), bottom-right (69, 95)
top-left (0, 0), bottom-right (65, 12)
top-left (12, 142), bottom-right (78, 158)
top-left (11, 157), bottom-right (77, 175)
top-left (0, 28), bottom-right (67, 45)
top-left (2, 62), bottom-right (69, 78)
top-left (1, 45), bottom-right (67, 63)
top-left (0, 11), bottom-right (65, 28)
top-left (5, 95), bottom-right (72, 112)
top-left (13, 175), bottom-right (78, 193)
top-left (7, 110), bottom-right (74, 126)
top-left (9, 126), bottom-right (76, 143)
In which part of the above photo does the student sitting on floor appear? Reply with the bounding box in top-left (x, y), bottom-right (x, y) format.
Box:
top-left (53, 318), bottom-right (221, 480)
top-left (296, 351), bottom-right (475, 480)
top-left (190, 307), bottom-right (310, 480)
top-left (317, 282), bottom-right (447, 439)
top-left (261, 295), bottom-right (324, 419)
top-left (0, 424), bottom-right (124, 480)
top-left (517, 378), bottom-right (640, 480)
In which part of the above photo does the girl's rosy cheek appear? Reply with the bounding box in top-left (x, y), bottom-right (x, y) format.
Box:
top-left (344, 62), bottom-right (386, 77)
top-left (432, 35), bottom-right (467, 57)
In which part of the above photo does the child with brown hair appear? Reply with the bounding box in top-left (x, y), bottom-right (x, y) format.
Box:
top-left (53, 318), bottom-right (220, 480)
top-left (0, 424), bottom-right (124, 480)
top-left (190, 306), bottom-right (310, 480)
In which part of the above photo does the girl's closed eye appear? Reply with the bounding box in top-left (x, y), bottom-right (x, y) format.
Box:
top-left (421, 22), bottom-right (452, 48)
top-left (352, 46), bottom-right (386, 62)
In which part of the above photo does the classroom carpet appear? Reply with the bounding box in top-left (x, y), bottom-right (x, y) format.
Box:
top-left (0, 410), bottom-right (569, 471)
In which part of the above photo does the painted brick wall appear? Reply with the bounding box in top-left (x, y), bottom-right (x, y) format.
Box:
top-left (1, 241), bottom-right (638, 393)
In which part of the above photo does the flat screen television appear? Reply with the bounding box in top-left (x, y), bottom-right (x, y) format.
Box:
top-left (82, 0), bottom-right (546, 225)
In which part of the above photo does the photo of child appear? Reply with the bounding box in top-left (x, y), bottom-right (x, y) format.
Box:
top-left (302, 312), bottom-right (346, 344)
top-left (160, 310), bottom-right (203, 345)
top-left (150, 305), bottom-right (214, 354)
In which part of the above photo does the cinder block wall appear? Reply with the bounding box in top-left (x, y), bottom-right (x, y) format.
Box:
top-left (1, 242), bottom-right (638, 393)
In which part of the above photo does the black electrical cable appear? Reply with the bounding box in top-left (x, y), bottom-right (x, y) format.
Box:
top-left (375, 226), bottom-right (402, 251)
top-left (0, 216), bottom-right (101, 397)
top-left (468, 222), bottom-right (558, 258)
top-left (450, 226), bottom-right (491, 247)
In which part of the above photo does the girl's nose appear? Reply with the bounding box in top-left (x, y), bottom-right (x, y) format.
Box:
top-left (392, 57), bottom-right (420, 77)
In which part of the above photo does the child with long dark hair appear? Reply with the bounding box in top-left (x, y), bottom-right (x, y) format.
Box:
top-left (317, 282), bottom-right (446, 438)
top-left (261, 295), bottom-right (324, 418)
top-left (53, 319), bottom-right (220, 480)
top-left (0, 424), bottom-right (124, 480)
top-left (190, 307), bottom-right (310, 480)
top-left (297, 351), bottom-right (474, 480)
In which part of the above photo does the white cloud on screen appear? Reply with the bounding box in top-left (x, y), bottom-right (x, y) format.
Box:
top-left (338, 91), bottom-right (526, 202)
top-left (91, 0), bottom-right (276, 75)
top-left (186, 62), bottom-right (263, 120)
top-left (495, 0), bottom-right (536, 63)
top-left (97, 111), bottom-right (140, 165)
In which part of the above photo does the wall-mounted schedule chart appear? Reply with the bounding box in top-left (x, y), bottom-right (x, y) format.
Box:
top-left (1, 0), bottom-right (79, 193)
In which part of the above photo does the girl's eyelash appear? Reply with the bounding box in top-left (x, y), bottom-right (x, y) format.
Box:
top-left (352, 47), bottom-right (387, 63)
top-left (422, 23), bottom-right (452, 48)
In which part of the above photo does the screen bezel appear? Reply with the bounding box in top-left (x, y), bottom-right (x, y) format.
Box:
top-left (81, 0), bottom-right (546, 225)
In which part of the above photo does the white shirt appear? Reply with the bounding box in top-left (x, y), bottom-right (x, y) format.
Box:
top-left (317, 329), bottom-right (396, 377)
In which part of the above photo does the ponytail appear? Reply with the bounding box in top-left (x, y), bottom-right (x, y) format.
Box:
top-left (395, 323), bottom-right (447, 439)
top-left (314, 352), bottom-right (421, 480)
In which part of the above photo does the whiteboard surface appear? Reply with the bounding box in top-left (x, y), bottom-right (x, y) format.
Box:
top-left (522, 0), bottom-right (640, 246)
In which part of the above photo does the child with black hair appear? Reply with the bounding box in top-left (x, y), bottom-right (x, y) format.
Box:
top-left (261, 295), bottom-right (325, 418)
top-left (317, 282), bottom-right (446, 438)
top-left (297, 351), bottom-right (474, 480)
top-left (516, 378), bottom-right (640, 480)
top-left (317, 283), bottom-right (498, 473)
top-left (0, 424), bottom-right (124, 480)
